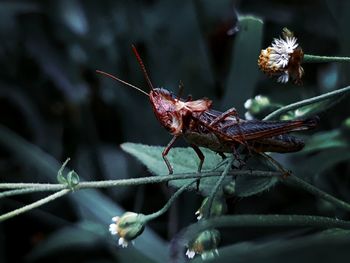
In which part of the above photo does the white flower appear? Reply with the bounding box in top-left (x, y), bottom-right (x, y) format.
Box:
top-left (268, 51), bottom-right (290, 68)
top-left (201, 249), bottom-right (219, 260)
top-left (108, 212), bottom-right (146, 248)
top-left (109, 223), bottom-right (118, 235)
top-left (118, 237), bottom-right (129, 248)
top-left (185, 249), bottom-right (196, 259)
top-left (244, 111), bottom-right (254, 120)
top-left (271, 36), bottom-right (298, 54)
top-left (277, 71), bottom-right (290, 83)
top-left (195, 210), bottom-right (203, 220)
top-left (244, 98), bottom-right (253, 109)
top-left (258, 31), bottom-right (303, 84)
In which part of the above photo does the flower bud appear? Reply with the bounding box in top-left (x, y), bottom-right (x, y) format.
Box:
top-left (109, 212), bottom-right (146, 247)
top-left (195, 197), bottom-right (227, 220)
top-left (186, 229), bottom-right (221, 260)
top-left (223, 180), bottom-right (235, 196)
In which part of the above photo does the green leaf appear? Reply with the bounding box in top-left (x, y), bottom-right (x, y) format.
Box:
top-left (57, 158), bottom-right (70, 184)
top-left (27, 221), bottom-right (104, 261)
top-left (289, 96), bottom-right (345, 119)
top-left (301, 129), bottom-right (348, 153)
top-left (121, 143), bottom-right (279, 197)
top-left (235, 175), bottom-right (278, 197)
top-left (121, 142), bottom-right (228, 196)
top-left (234, 155), bottom-right (279, 197)
top-left (222, 15), bottom-right (263, 113)
top-left (296, 148), bottom-right (350, 176)
top-left (264, 85), bottom-right (350, 120)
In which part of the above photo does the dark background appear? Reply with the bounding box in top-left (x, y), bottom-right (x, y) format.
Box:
top-left (1, 0), bottom-right (350, 262)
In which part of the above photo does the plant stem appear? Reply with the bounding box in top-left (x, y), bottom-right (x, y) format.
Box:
top-left (0, 189), bottom-right (70, 222)
top-left (263, 85), bottom-right (350, 120)
top-left (205, 157), bottom-right (234, 218)
top-left (0, 188), bottom-right (58, 199)
top-left (284, 175), bottom-right (350, 212)
top-left (144, 180), bottom-right (196, 221)
top-left (0, 170), bottom-right (279, 190)
top-left (184, 214), bottom-right (350, 239)
top-left (304, 54), bottom-right (350, 63)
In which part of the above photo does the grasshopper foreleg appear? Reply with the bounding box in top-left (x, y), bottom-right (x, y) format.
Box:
top-left (162, 136), bottom-right (179, 174)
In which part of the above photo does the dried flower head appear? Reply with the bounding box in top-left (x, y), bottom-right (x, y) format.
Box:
top-left (109, 212), bottom-right (146, 248)
top-left (258, 28), bottom-right (304, 84)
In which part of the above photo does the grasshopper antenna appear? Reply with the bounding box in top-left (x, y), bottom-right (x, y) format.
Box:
top-left (96, 70), bottom-right (149, 97)
top-left (131, 44), bottom-right (155, 91)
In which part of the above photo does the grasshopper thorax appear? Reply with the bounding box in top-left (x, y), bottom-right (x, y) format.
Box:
top-left (149, 88), bottom-right (212, 135)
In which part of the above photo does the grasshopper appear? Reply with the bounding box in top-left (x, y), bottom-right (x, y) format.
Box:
top-left (97, 45), bottom-right (318, 174)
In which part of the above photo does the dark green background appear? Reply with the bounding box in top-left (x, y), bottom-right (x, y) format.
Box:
top-left (1, 0), bottom-right (350, 262)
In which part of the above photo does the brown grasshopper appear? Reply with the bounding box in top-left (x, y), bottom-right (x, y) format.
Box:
top-left (97, 45), bottom-right (318, 174)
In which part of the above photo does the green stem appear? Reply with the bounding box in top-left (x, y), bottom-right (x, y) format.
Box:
top-left (304, 54), bottom-right (350, 63)
top-left (0, 170), bottom-right (280, 190)
top-left (0, 189), bottom-right (70, 222)
top-left (144, 180), bottom-right (196, 221)
top-left (205, 157), bottom-right (234, 218)
top-left (184, 214), bottom-right (350, 239)
top-left (284, 175), bottom-right (350, 212)
top-left (263, 85), bottom-right (350, 120)
top-left (0, 188), bottom-right (58, 199)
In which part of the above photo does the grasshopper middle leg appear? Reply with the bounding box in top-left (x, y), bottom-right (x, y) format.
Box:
top-left (190, 144), bottom-right (205, 191)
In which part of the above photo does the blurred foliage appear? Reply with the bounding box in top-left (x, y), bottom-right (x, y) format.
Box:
top-left (1, 0), bottom-right (350, 262)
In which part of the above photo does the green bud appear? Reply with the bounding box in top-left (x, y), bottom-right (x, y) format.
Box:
top-left (186, 229), bottom-right (221, 260)
top-left (195, 197), bottom-right (227, 220)
top-left (66, 170), bottom-right (80, 189)
top-left (109, 212), bottom-right (146, 247)
top-left (343, 117), bottom-right (350, 129)
top-left (223, 180), bottom-right (235, 196)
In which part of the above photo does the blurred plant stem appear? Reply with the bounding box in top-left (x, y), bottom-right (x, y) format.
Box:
top-left (0, 189), bottom-right (70, 222)
top-left (183, 214), bottom-right (350, 241)
top-left (264, 85), bottom-right (350, 120)
top-left (144, 180), bottom-right (196, 221)
top-left (285, 175), bottom-right (350, 212)
top-left (205, 157), bottom-right (234, 218)
top-left (304, 54), bottom-right (350, 63)
top-left (2, 170), bottom-right (350, 222)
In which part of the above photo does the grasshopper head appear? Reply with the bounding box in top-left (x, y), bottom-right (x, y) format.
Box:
top-left (149, 88), bottom-right (212, 135)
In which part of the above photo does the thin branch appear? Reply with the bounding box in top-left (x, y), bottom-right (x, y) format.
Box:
top-left (0, 170), bottom-right (279, 190)
top-left (0, 189), bottom-right (70, 222)
top-left (206, 157), bottom-right (234, 218)
top-left (2, 171), bottom-right (350, 222)
top-left (304, 54), bottom-right (350, 63)
top-left (263, 85), bottom-right (350, 120)
top-left (145, 180), bottom-right (196, 221)
top-left (0, 188), bottom-right (58, 199)
top-left (283, 175), bottom-right (350, 212)
top-left (183, 214), bottom-right (350, 241)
